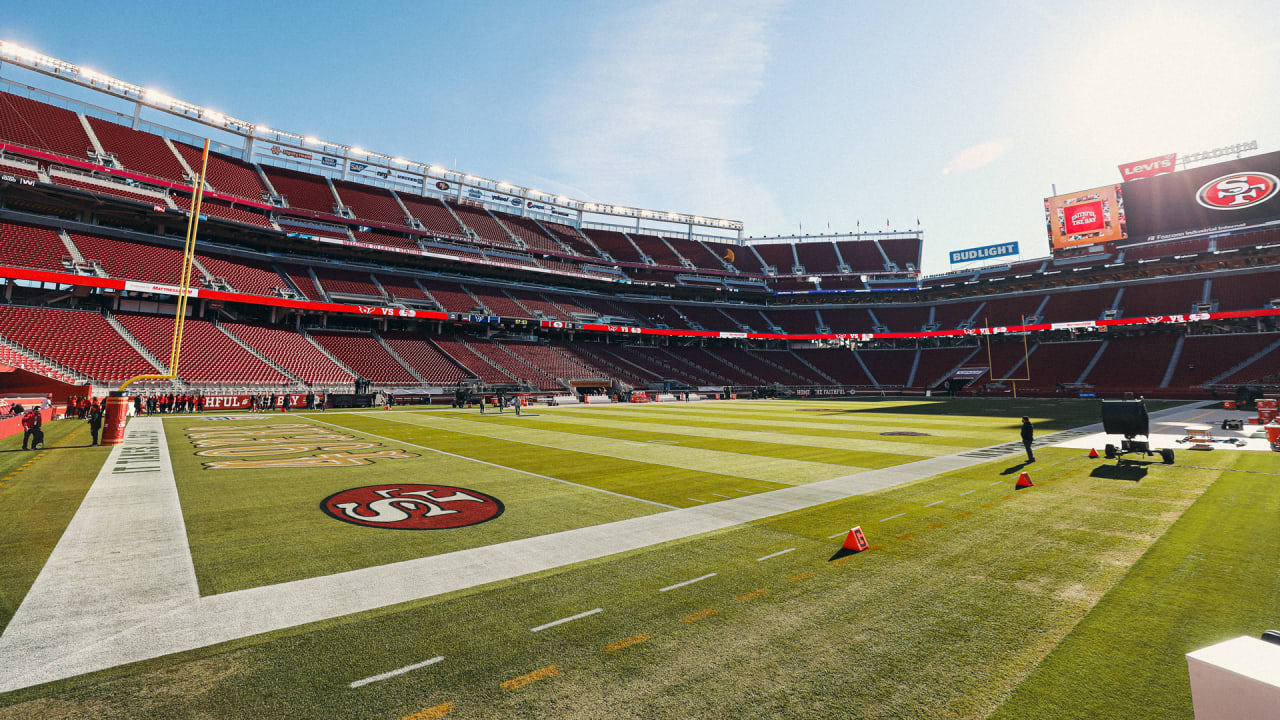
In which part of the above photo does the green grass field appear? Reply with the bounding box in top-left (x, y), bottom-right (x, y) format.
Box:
top-left (0, 398), bottom-right (1275, 720)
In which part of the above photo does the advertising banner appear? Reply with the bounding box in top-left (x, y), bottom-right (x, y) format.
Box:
top-left (1121, 150), bottom-right (1280, 243)
top-left (199, 393), bottom-right (325, 411)
top-left (1118, 153), bottom-right (1176, 181)
top-left (1044, 184), bottom-right (1126, 250)
top-left (949, 241), bottom-right (1019, 264)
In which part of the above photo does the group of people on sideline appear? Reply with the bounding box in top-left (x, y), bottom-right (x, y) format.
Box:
top-left (132, 393), bottom-right (205, 416)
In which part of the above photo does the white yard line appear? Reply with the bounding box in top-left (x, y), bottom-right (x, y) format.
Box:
top-left (659, 573), bottom-right (717, 592)
top-left (530, 608), bottom-right (603, 633)
top-left (879, 513), bottom-right (906, 522)
top-left (755, 548), bottom-right (796, 562)
top-left (923, 500), bottom-right (944, 508)
top-left (350, 655), bottom-right (444, 689)
top-left (827, 530), bottom-right (850, 539)
top-left (959, 490), bottom-right (976, 496)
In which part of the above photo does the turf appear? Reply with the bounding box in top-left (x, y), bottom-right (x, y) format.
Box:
top-left (3, 398), bottom-right (1272, 720)
top-left (0, 419), bottom-right (106, 633)
top-left (988, 450), bottom-right (1280, 719)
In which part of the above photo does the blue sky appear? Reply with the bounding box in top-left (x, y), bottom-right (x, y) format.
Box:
top-left (5, 0), bottom-right (1280, 273)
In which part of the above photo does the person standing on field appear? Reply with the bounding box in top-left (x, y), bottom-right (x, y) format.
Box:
top-left (88, 401), bottom-right (104, 446)
top-left (1020, 416), bottom-right (1035, 462)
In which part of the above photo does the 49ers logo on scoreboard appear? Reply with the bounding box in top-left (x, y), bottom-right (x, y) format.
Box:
top-left (321, 484), bottom-right (504, 530)
top-left (1196, 172), bottom-right (1280, 210)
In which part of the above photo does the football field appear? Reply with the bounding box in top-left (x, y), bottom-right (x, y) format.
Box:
top-left (0, 398), bottom-right (1277, 719)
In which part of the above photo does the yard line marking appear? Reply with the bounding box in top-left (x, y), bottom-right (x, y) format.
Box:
top-left (501, 665), bottom-right (560, 690)
top-left (350, 655), bottom-right (444, 688)
top-left (879, 513), bottom-right (905, 522)
top-left (307, 416), bottom-right (678, 510)
top-left (959, 489), bottom-right (976, 496)
top-left (530, 608), bottom-right (603, 633)
top-left (604, 633), bottom-right (650, 652)
top-left (687, 497), bottom-right (707, 503)
top-left (736, 589), bottom-right (770, 602)
top-left (924, 500), bottom-right (943, 508)
top-left (710, 493), bottom-right (732, 499)
top-left (787, 571), bottom-right (815, 582)
top-left (827, 530), bottom-right (849, 539)
top-left (659, 573), bottom-right (716, 592)
top-left (397, 701), bottom-right (455, 720)
top-left (989, 480), bottom-right (1003, 486)
top-left (734, 488), bottom-right (753, 494)
top-left (756, 548), bottom-right (795, 562)
top-left (680, 608), bottom-right (718, 624)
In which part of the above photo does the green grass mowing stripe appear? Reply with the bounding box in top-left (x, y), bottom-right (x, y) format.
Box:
top-left (988, 452), bottom-right (1280, 720)
top-left (550, 407), bottom-right (999, 445)
top-left (528, 410), bottom-right (954, 460)
top-left (0, 420), bottom-right (103, 634)
top-left (460, 415), bottom-right (917, 468)
top-left (390, 412), bottom-right (861, 484)
top-left (315, 414), bottom-right (789, 507)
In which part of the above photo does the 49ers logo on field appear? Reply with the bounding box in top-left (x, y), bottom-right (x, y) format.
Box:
top-left (321, 484), bottom-right (504, 530)
top-left (1196, 172), bottom-right (1280, 210)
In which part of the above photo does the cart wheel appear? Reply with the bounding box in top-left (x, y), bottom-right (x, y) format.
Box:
top-left (1161, 449), bottom-right (1175, 465)
top-left (1104, 444), bottom-right (1116, 459)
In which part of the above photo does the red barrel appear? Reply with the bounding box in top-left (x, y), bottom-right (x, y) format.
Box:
top-left (1224, 400), bottom-right (1236, 410)
top-left (1266, 422), bottom-right (1280, 452)
top-left (101, 391), bottom-right (130, 446)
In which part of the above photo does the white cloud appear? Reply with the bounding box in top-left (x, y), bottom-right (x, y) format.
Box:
top-left (942, 138), bottom-right (1015, 175)
top-left (543, 0), bottom-right (784, 229)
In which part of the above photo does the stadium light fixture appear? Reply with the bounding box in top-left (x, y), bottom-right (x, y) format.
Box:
top-left (392, 157), bottom-right (407, 166)
top-left (144, 89), bottom-right (175, 106)
top-left (303, 136), bottom-right (319, 145)
top-left (350, 147), bottom-right (366, 156)
top-left (203, 111), bottom-right (224, 124)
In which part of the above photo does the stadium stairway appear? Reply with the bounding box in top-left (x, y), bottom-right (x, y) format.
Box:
top-left (788, 350), bottom-right (838, 384)
top-left (656, 347), bottom-right (727, 385)
top-left (215, 321), bottom-right (306, 387)
top-left (1205, 335), bottom-right (1280, 386)
top-left (104, 313), bottom-right (169, 374)
top-left (298, 329), bottom-right (361, 379)
top-left (372, 332), bottom-right (429, 385)
top-left (569, 345), bottom-right (653, 386)
top-left (743, 348), bottom-right (819, 384)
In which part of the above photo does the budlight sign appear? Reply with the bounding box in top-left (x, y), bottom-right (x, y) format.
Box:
top-left (949, 241), bottom-right (1019, 265)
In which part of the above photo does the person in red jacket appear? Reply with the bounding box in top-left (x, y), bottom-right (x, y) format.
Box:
top-left (21, 408), bottom-right (42, 450)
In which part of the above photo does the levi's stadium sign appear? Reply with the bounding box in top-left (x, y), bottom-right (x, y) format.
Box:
top-left (949, 242), bottom-right (1019, 264)
top-left (1118, 153), bottom-right (1176, 181)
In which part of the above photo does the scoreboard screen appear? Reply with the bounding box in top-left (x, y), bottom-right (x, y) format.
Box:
top-left (1044, 184), bottom-right (1126, 251)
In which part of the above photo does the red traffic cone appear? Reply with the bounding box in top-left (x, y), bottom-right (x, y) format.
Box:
top-left (841, 526), bottom-right (870, 552)
top-left (1088, 448), bottom-right (1099, 459)
top-left (1016, 472), bottom-right (1034, 489)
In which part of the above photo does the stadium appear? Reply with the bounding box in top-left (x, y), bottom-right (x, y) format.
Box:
top-left (0, 7), bottom-right (1278, 719)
